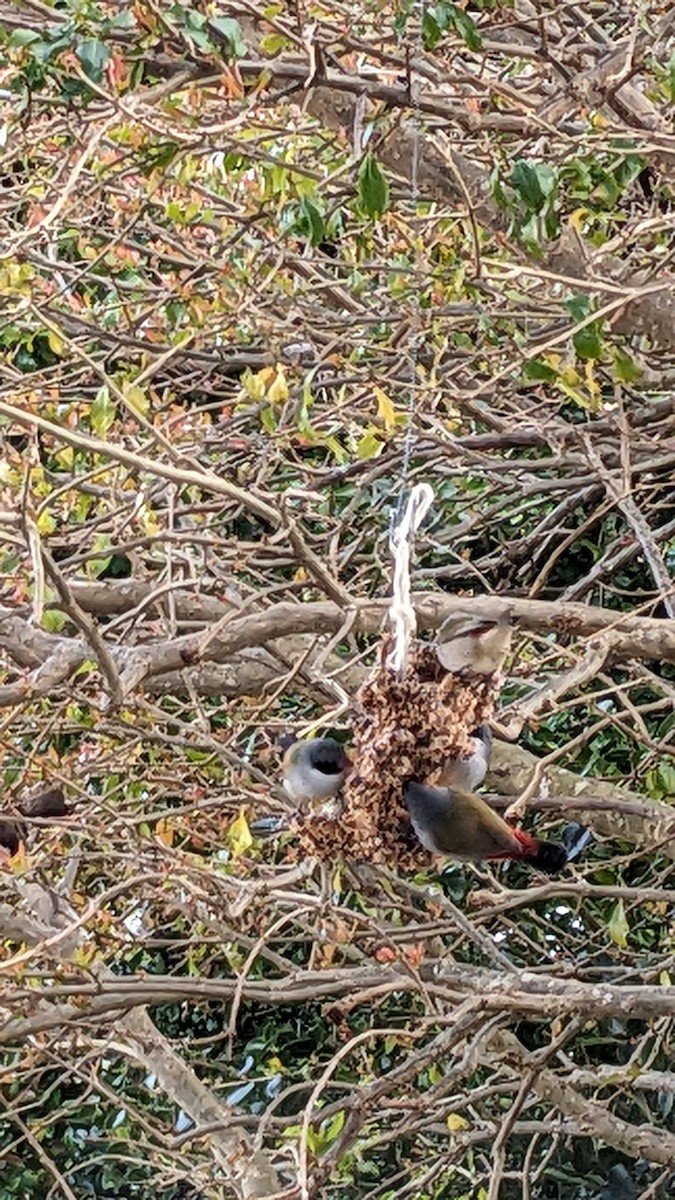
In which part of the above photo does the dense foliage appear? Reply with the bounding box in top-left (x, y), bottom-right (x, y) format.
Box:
top-left (0, 2), bottom-right (674, 1198)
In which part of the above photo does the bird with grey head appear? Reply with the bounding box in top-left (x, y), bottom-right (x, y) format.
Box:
top-left (280, 734), bottom-right (351, 807)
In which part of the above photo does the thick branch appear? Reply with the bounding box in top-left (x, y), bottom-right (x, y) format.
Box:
top-left (3, 595), bottom-right (675, 714)
top-left (2, 964), bottom-right (674, 1040)
top-left (489, 1030), bottom-right (675, 1168)
top-left (487, 740), bottom-right (675, 862)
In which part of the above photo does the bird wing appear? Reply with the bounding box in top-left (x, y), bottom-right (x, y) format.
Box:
top-left (442, 790), bottom-right (522, 859)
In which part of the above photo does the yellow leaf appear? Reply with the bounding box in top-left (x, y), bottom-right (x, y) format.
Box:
top-left (324, 435), bottom-right (348, 464)
top-left (47, 329), bottom-right (64, 355)
top-left (155, 818), bottom-right (174, 848)
top-left (73, 943), bottom-right (98, 967)
top-left (446, 1113), bottom-right (469, 1132)
top-left (54, 446), bottom-right (74, 469)
top-left (608, 899), bottom-right (629, 949)
top-left (227, 807), bottom-right (253, 858)
top-left (374, 385), bottom-right (396, 432)
top-left (0, 461), bottom-right (19, 485)
top-left (267, 364), bottom-right (289, 404)
top-left (557, 364), bottom-right (589, 409)
top-left (36, 509), bottom-right (56, 535)
top-left (8, 843), bottom-right (28, 873)
top-left (242, 367), bottom-right (274, 401)
top-left (584, 359), bottom-right (601, 411)
top-left (569, 208), bottom-right (589, 232)
top-left (559, 365), bottom-right (580, 387)
top-left (660, 971), bottom-right (672, 986)
top-left (123, 383), bottom-right (150, 417)
top-left (543, 353), bottom-right (561, 370)
top-left (357, 430), bottom-right (383, 460)
top-left (137, 503), bottom-right (160, 535)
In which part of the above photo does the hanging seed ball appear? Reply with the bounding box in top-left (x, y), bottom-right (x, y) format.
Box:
top-left (296, 634), bottom-right (503, 870)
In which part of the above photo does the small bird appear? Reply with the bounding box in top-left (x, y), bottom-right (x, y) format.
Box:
top-left (404, 780), bottom-right (568, 873)
top-left (436, 611), bottom-right (513, 676)
top-left (439, 724), bottom-right (493, 792)
top-left (281, 736), bottom-right (351, 805)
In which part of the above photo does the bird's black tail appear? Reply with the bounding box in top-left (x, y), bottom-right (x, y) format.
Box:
top-left (528, 839), bottom-right (568, 874)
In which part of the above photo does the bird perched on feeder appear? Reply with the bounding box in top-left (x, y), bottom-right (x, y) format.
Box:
top-left (280, 735), bottom-right (351, 807)
top-left (439, 724), bottom-right (492, 792)
top-left (403, 779), bottom-right (568, 874)
top-left (436, 611), bottom-right (513, 677)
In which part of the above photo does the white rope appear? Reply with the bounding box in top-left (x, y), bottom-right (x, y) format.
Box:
top-left (386, 482), bottom-right (434, 676)
top-left (384, 6), bottom-right (432, 678)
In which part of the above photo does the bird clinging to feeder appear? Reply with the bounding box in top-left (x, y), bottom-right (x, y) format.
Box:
top-left (435, 612), bottom-right (514, 678)
top-left (404, 780), bottom-right (568, 874)
top-left (438, 724), bottom-right (492, 792)
top-left (281, 736), bottom-right (351, 809)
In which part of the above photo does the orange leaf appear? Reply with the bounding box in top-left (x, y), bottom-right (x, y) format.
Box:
top-left (403, 943), bottom-right (426, 967)
top-left (155, 818), bottom-right (174, 848)
top-left (374, 946), bottom-right (398, 963)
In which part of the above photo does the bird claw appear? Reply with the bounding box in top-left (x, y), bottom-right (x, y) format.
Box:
top-left (503, 798), bottom-right (527, 824)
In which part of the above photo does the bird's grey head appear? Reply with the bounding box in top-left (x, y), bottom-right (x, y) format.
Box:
top-left (306, 737), bottom-right (349, 776)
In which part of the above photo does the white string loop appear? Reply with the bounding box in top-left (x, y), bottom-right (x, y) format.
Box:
top-left (386, 482), bottom-right (434, 676)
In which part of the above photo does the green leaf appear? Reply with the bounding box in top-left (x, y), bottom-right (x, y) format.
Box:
top-left (357, 152), bottom-right (390, 219)
top-left (41, 608), bottom-right (67, 633)
top-left (76, 38), bottom-right (111, 83)
top-left (260, 32), bottom-right (290, 55)
top-left (316, 1109), bottom-right (346, 1152)
top-left (166, 200), bottom-right (184, 225)
top-left (613, 348), bottom-right (642, 383)
top-left (573, 323), bottom-right (603, 360)
top-left (141, 141), bottom-right (181, 175)
top-left (87, 534), bottom-right (113, 579)
top-left (261, 405), bottom-right (277, 434)
top-left (523, 358), bottom-right (557, 383)
top-left (655, 760), bottom-right (675, 797)
top-left (608, 899), bottom-right (629, 949)
top-left (90, 386), bottom-right (116, 437)
top-left (209, 16), bottom-right (246, 58)
top-left (9, 28), bottom-right (42, 48)
top-left (448, 5), bottom-right (483, 52)
top-left (439, 866), bottom-right (469, 904)
top-left (299, 198), bottom-right (325, 246)
top-left (422, 9), bottom-right (443, 49)
top-left (510, 160), bottom-right (548, 212)
top-left (187, 27), bottom-right (214, 53)
top-left (565, 293), bottom-right (591, 321)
